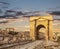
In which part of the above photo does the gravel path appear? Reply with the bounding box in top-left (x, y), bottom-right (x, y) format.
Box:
top-left (0, 40), bottom-right (60, 49)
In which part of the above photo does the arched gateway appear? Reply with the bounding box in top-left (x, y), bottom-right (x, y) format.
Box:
top-left (30, 15), bottom-right (53, 41)
top-left (36, 25), bottom-right (46, 40)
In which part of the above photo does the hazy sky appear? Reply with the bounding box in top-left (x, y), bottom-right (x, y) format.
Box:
top-left (0, 0), bottom-right (60, 31)
top-left (0, 0), bottom-right (60, 11)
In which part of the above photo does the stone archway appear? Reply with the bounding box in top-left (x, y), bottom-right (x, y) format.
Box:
top-left (36, 25), bottom-right (46, 40)
top-left (30, 15), bottom-right (53, 41)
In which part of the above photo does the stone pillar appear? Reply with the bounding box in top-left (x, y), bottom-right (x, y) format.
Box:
top-left (49, 20), bottom-right (53, 41)
top-left (30, 21), bottom-right (36, 40)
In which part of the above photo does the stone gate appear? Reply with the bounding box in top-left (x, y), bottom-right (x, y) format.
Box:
top-left (30, 15), bottom-right (53, 41)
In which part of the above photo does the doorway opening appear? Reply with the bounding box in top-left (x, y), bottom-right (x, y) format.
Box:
top-left (36, 25), bottom-right (46, 40)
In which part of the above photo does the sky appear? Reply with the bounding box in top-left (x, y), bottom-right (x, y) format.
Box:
top-left (0, 0), bottom-right (60, 12)
top-left (0, 0), bottom-right (60, 31)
